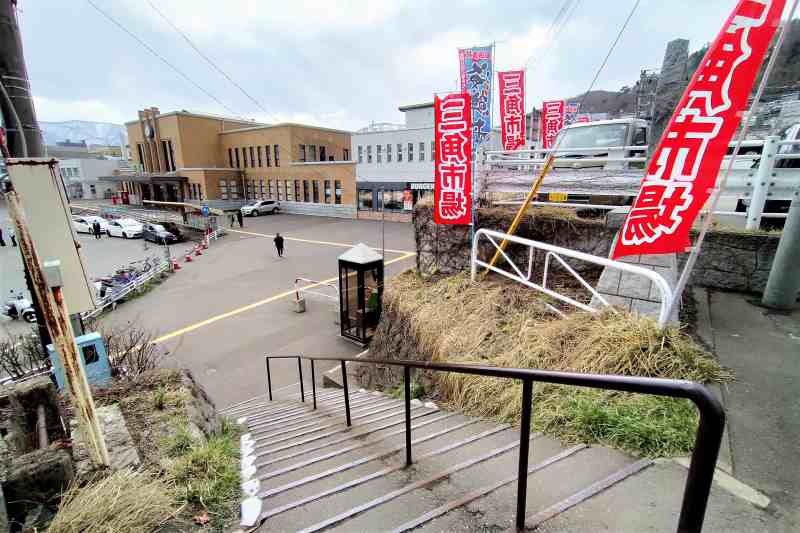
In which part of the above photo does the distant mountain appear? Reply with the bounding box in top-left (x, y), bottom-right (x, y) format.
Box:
top-left (40, 120), bottom-right (127, 147)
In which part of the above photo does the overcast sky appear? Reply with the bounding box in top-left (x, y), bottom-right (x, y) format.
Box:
top-left (16, 0), bottom-right (796, 130)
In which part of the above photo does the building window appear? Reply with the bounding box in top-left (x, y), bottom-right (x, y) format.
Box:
top-left (220, 179), bottom-right (229, 200)
top-left (257, 146), bottom-right (263, 167)
top-left (357, 146), bottom-right (363, 163)
top-left (277, 179), bottom-right (282, 201)
top-left (324, 180), bottom-right (331, 203)
top-left (303, 180), bottom-right (310, 202)
top-left (259, 179), bottom-right (265, 199)
top-left (228, 148), bottom-right (234, 168)
top-left (249, 147), bottom-right (255, 168)
top-left (320, 146), bottom-right (327, 161)
top-left (386, 144), bottom-right (392, 163)
top-left (294, 180), bottom-right (300, 201)
top-left (419, 142), bottom-right (425, 162)
top-left (268, 179), bottom-right (273, 198)
top-left (137, 144), bottom-right (146, 170)
top-left (376, 144), bottom-right (382, 164)
top-left (431, 141), bottom-right (435, 160)
top-left (265, 145), bottom-right (271, 167)
top-left (312, 180), bottom-right (320, 203)
top-left (161, 139), bottom-right (176, 171)
top-left (358, 189), bottom-right (373, 210)
top-left (243, 147), bottom-right (248, 168)
top-left (274, 145), bottom-right (280, 166)
top-left (397, 143), bottom-right (403, 162)
top-left (408, 142), bottom-right (414, 162)
top-left (235, 148), bottom-right (241, 168)
top-left (309, 145), bottom-right (317, 161)
top-left (343, 148), bottom-right (350, 160)
top-left (285, 180), bottom-right (293, 201)
top-left (231, 179), bottom-right (240, 199)
top-left (383, 189), bottom-right (405, 211)
top-left (367, 145), bottom-right (373, 164)
top-left (299, 144), bottom-right (306, 162)
top-left (334, 180), bottom-right (342, 204)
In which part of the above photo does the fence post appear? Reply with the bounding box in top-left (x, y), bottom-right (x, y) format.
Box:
top-left (404, 366), bottom-right (412, 466)
top-left (516, 379), bottom-right (533, 531)
top-left (341, 360), bottom-right (351, 427)
top-left (311, 360), bottom-right (317, 410)
top-left (265, 357), bottom-right (272, 401)
top-left (298, 357), bottom-right (304, 403)
top-left (746, 136), bottom-right (779, 230)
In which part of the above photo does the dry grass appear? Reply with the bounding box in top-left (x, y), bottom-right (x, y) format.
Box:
top-left (385, 271), bottom-right (733, 456)
top-left (48, 469), bottom-right (176, 533)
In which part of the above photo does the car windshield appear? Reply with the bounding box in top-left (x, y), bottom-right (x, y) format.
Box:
top-left (150, 224), bottom-right (166, 232)
top-left (555, 124), bottom-right (629, 150)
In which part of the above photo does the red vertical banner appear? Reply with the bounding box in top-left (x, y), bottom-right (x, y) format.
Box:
top-left (434, 93), bottom-right (473, 225)
top-left (541, 99), bottom-right (565, 149)
top-left (613, 0), bottom-right (785, 259)
top-left (499, 70), bottom-right (526, 151)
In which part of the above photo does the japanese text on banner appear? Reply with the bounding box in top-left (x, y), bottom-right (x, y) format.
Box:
top-left (434, 94), bottom-right (473, 225)
top-left (458, 46), bottom-right (493, 150)
top-left (499, 70), bottom-right (526, 151)
top-left (541, 100), bottom-right (565, 150)
top-left (613, 0), bottom-right (785, 258)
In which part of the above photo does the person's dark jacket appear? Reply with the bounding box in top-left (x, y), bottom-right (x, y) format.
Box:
top-left (274, 235), bottom-right (284, 249)
top-left (92, 222), bottom-right (101, 235)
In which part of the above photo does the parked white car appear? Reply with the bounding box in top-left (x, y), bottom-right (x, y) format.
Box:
top-left (106, 218), bottom-right (143, 239)
top-left (72, 215), bottom-right (110, 234)
top-left (241, 200), bottom-right (280, 216)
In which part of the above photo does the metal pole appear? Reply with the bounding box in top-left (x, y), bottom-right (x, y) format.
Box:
top-left (382, 196), bottom-right (385, 263)
top-left (341, 360), bottom-right (351, 427)
top-left (298, 357), bottom-right (304, 403)
top-left (404, 365), bottom-right (412, 466)
top-left (745, 136), bottom-right (778, 230)
top-left (516, 379), bottom-right (533, 531)
top-left (762, 193), bottom-right (800, 309)
top-left (311, 360), bottom-right (317, 410)
top-left (4, 187), bottom-right (109, 467)
top-left (265, 357), bottom-right (273, 401)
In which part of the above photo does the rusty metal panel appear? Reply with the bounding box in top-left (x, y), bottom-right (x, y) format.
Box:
top-left (7, 158), bottom-right (95, 312)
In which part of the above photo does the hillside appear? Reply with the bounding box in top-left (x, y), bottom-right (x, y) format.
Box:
top-left (41, 120), bottom-right (127, 147)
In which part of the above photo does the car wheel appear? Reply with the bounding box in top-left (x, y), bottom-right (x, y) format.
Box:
top-left (252, 209), bottom-right (259, 217)
top-left (107, 230), bottom-right (112, 237)
top-left (123, 232), bottom-right (128, 239)
top-left (22, 311), bottom-right (37, 323)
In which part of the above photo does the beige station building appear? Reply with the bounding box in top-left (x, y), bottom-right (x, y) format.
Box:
top-left (113, 107), bottom-right (356, 217)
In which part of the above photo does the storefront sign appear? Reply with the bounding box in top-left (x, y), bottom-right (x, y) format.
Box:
top-left (410, 182), bottom-right (434, 190)
top-left (541, 100), bottom-right (565, 149)
top-left (434, 93), bottom-right (473, 225)
top-left (498, 70), bottom-right (526, 151)
top-left (613, 0), bottom-right (784, 258)
top-left (403, 189), bottom-right (413, 211)
top-left (565, 102), bottom-right (580, 125)
top-left (459, 45), bottom-right (493, 150)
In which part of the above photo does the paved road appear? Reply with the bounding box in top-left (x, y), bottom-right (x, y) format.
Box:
top-left (101, 213), bottom-right (416, 409)
top-left (709, 291), bottom-right (800, 532)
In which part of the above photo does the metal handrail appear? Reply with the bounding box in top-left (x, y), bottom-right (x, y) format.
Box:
top-left (263, 353), bottom-right (724, 532)
top-left (294, 277), bottom-right (339, 303)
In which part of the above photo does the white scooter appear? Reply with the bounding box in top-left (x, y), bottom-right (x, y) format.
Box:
top-left (2, 290), bottom-right (37, 323)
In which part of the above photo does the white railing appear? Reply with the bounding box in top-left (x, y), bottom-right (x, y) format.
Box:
top-left (83, 259), bottom-right (171, 320)
top-left (485, 136), bottom-right (800, 230)
top-left (471, 228), bottom-right (673, 328)
top-left (294, 277), bottom-right (339, 303)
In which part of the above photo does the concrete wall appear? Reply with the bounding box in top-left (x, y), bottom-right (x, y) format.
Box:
top-left (277, 200), bottom-right (356, 219)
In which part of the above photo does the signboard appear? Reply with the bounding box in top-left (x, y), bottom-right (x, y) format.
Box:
top-left (434, 93), bottom-right (473, 225)
top-left (201, 204), bottom-right (209, 217)
top-left (577, 114), bottom-right (591, 123)
top-left (542, 100), bottom-right (565, 150)
top-left (8, 159), bottom-right (96, 312)
top-left (403, 189), bottom-right (413, 211)
top-left (565, 102), bottom-right (581, 125)
top-left (459, 45), bottom-right (493, 150)
top-left (612, 0), bottom-right (784, 259)
top-left (498, 70), bottom-right (526, 151)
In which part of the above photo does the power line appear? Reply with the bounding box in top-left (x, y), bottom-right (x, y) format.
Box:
top-left (143, 0), bottom-right (281, 123)
top-left (85, 0), bottom-right (241, 117)
top-left (524, 0), bottom-right (573, 69)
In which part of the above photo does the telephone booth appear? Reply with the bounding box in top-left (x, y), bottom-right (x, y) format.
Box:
top-left (338, 243), bottom-right (384, 345)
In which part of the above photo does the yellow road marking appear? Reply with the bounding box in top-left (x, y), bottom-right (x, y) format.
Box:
top-left (153, 252), bottom-right (416, 344)
top-left (228, 228), bottom-right (414, 255)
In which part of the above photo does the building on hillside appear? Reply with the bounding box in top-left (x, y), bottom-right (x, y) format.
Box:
top-left (60, 158), bottom-right (125, 200)
top-left (46, 139), bottom-right (91, 159)
top-left (111, 107), bottom-right (357, 217)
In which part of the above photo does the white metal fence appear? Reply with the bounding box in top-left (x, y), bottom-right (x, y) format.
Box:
top-left (82, 258), bottom-right (171, 320)
top-left (471, 228), bottom-right (673, 328)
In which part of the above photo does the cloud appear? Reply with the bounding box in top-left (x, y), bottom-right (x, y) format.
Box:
top-left (32, 96), bottom-right (129, 124)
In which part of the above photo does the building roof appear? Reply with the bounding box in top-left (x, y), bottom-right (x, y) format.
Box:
top-left (124, 110), bottom-right (264, 127)
top-left (398, 102), bottom-right (434, 112)
top-left (219, 122), bottom-right (352, 135)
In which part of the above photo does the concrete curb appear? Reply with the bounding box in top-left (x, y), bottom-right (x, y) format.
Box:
top-left (672, 457), bottom-right (770, 509)
top-left (322, 349), bottom-right (369, 388)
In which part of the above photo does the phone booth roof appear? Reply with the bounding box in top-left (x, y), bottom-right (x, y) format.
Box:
top-left (338, 242), bottom-right (383, 266)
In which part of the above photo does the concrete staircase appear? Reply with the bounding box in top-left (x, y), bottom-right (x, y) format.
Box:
top-left (223, 386), bottom-right (654, 532)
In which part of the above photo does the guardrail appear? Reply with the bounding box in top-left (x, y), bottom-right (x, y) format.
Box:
top-left (293, 277), bottom-right (339, 303)
top-left (264, 354), bottom-right (724, 532)
top-left (471, 228), bottom-right (673, 327)
top-left (82, 258), bottom-right (171, 320)
top-left (485, 136), bottom-right (800, 230)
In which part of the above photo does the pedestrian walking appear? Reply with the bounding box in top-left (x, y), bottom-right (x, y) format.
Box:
top-left (6, 221), bottom-right (16, 247)
top-left (236, 210), bottom-right (244, 228)
top-left (92, 220), bottom-right (102, 239)
top-left (228, 213), bottom-right (235, 228)
top-left (274, 232), bottom-right (285, 258)
top-left (0, 227), bottom-right (5, 247)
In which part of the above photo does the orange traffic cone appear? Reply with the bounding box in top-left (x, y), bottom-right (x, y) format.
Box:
top-left (194, 244), bottom-right (203, 256)
top-left (184, 250), bottom-right (193, 262)
top-left (171, 257), bottom-right (181, 271)
top-left (202, 237), bottom-right (209, 249)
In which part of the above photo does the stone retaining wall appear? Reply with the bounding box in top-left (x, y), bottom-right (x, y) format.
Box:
top-left (414, 204), bottom-right (781, 294)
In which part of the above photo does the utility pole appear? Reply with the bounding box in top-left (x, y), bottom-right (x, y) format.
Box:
top-left (0, 0), bottom-right (53, 352)
top-left (762, 193), bottom-right (800, 309)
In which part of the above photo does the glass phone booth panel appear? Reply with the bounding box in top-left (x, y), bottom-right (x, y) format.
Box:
top-left (338, 243), bottom-right (384, 345)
